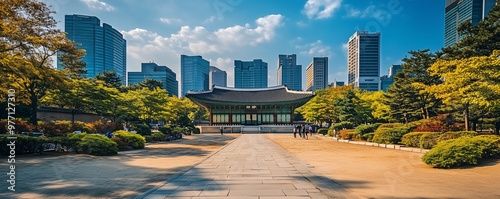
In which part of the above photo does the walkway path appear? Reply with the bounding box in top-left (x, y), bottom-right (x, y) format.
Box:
top-left (141, 134), bottom-right (354, 199)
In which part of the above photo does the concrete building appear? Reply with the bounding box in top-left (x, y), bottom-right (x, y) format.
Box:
top-left (181, 55), bottom-right (210, 97)
top-left (305, 57), bottom-right (328, 92)
top-left (127, 62), bottom-right (178, 96)
top-left (59, 14), bottom-right (126, 85)
top-left (277, 54), bottom-right (302, 91)
top-left (328, 80), bottom-right (345, 88)
top-left (234, 59), bottom-right (268, 88)
top-left (444, 0), bottom-right (496, 47)
top-left (209, 66), bottom-right (227, 89)
top-left (347, 31), bottom-right (380, 91)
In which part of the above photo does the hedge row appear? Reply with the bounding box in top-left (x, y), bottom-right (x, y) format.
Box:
top-left (372, 125), bottom-right (413, 144)
top-left (355, 123), bottom-right (381, 140)
top-left (402, 131), bottom-right (478, 149)
top-left (422, 135), bottom-right (500, 168)
top-left (114, 130), bottom-right (146, 149)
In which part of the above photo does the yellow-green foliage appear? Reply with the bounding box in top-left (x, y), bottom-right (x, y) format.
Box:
top-left (114, 130), bottom-right (146, 149)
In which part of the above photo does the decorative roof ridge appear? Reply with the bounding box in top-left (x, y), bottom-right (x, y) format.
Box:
top-left (213, 85), bottom-right (286, 92)
top-left (285, 87), bottom-right (314, 95)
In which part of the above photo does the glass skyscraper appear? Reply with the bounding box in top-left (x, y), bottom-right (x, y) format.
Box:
top-left (444, 0), bottom-right (496, 47)
top-left (59, 14), bottom-right (126, 85)
top-left (380, 64), bottom-right (402, 92)
top-left (305, 57), bottom-right (328, 92)
top-left (277, 54), bottom-right (302, 91)
top-left (181, 55), bottom-right (210, 97)
top-left (234, 59), bottom-right (268, 88)
top-left (209, 66), bottom-right (227, 89)
top-left (127, 62), bottom-right (178, 96)
top-left (347, 31), bottom-right (380, 91)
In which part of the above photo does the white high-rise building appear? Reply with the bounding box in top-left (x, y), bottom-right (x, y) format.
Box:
top-left (347, 31), bottom-right (380, 91)
top-left (305, 57), bottom-right (328, 93)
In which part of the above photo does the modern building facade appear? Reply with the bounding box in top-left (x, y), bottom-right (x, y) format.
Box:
top-left (234, 59), bottom-right (268, 88)
top-left (186, 86), bottom-right (313, 125)
top-left (328, 80), bottom-right (345, 88)
top-left (181, 55), bottom-right (210, 97)
top-left (347, 31), bottom-right (380, 91)
top-left (444, 0), bottom-right (496, 47)
top-left (127, 62), bottom-right (178, 96)
top-left (305, 57), bottom-right (328, 92)
top-left (277, 54), bottom-right (302, 91)
top-left (209, 66), bottom-right (227, 89)
top-left (380, 64), bottom-right (403, 92)
top-left (59, 14), bottom-right (126, 85)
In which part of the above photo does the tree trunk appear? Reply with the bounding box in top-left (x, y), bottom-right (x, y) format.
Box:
top-left (421, 107), bottom-right (426, 119)
top-left (425, 107), bottom-right (430, 119)
top-left (464, 103), bottom-right (470, 131)
top-left (471, 120), bottom-right (477, 131)
top-left (30, 93), bottom-right (38, 125)
top-left (495, 120), bottom-right (500, 135)
top-left (71, 109), bottom-right (76, 124)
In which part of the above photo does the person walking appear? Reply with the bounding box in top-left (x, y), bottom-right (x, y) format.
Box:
top-left (293, 125), bottom-right (297, 138)
top-left (220, 126), bottom-right (223, 135)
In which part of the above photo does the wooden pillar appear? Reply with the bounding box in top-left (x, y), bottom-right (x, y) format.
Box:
top-left (229, 105), bottom-right (232, 125)
top-left (209, 105), bottom-right (213, 125)
top-left (274, 105), bottom-right (277, 125)
top-left (290, 105), bottom-right (294, 124)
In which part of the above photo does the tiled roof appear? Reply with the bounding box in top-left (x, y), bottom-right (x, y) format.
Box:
top-left (186, 85), bottom-right (313, 103)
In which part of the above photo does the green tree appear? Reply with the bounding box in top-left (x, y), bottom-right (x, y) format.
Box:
top-left (58, 42), bottom-right (87, 79)
top-left (139, 78), bottom-right (164, 91)
top-left (94, 71), bottom-right (122, 89)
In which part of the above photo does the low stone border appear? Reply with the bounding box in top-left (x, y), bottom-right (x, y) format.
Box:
top-left (316, 134), bottom-right (430, 154)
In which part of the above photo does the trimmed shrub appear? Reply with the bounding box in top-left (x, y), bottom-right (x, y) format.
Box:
top-left (143, 135), bottom-right (153, 143)
top-left (437, 131), bottom-right (478, 142)
top-left (412, 119), bottom-right (443, 132)
top-left (317, 128), bottom-right (328, 135)
top-left (402, 132), bottom-right (428, 147)
top-left (39, 120), bottom-right (72, 137)
top-left (151, 132), bottom-right (165, 141)
top-left (355, 123), bottom-right (381, 140)
top-left (331, 122), bottom-right (354, 130)
top-left (340, 129), bottom-right (357, 140)
top-left (372, 125), bottom-right (413, 144)
top-left (419, 132), bottom-right (441, 149)
top-left (364, 133), bottom-right (375, 142)
top-left (192, 127), bottom-right (201, 134)
top-left (114, 130), bottom-right (146, 149)
top-left (90, 121), bottom-right (123, 134)
top-left (78, 134), bottom-right (118, 156)
top-left (135, 124), bottom-right (151, 135)
top-left (422, 135), bottom-right (500, 168)
top-left (111, 137), bottom-right (130, 151)
top-left (378, 123), bottom-right (404, 129)
top-left (0, 135), bottom-right (46, 155)
top-left (158, 125), bottom-right (172, 134)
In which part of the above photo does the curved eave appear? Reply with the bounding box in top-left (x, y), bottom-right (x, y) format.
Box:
top-left (186, 95), bottom-right (314, 109)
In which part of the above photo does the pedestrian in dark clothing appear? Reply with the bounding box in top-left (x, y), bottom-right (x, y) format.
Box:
top-left (220, 126), bottom-right (223, 135)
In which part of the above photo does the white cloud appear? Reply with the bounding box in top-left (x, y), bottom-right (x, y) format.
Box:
top-left (80, 0), bottom-right (115, 11)
top-left (160, 18), bottom-right (182, 24)
top-left (121, 14), bottom-right (284, 91)
top-left (297, 40), bottom-right (332, 57)
top-left (344, 5), bottom-right (388, 21)
top-left (303, 0), bottom-right (342, 19)
top-left (296, 21), bottom-right (307, 28)
top-left (204, 16), bottom-right (220, 24)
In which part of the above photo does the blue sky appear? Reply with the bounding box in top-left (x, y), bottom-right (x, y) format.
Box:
top-left (42, 0), bottom-right (445, 89)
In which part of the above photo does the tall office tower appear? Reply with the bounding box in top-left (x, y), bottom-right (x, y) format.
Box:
top-left (380, 64), bottom-right (402, 92)
top-left (305, 57), bottom-right (328, 92)
top-left (347, 31), bottom-right (380, 91)
top-left (234, 59), bottom-right (268, 88)
top-left (181, 55), bottom-right (210, 97)
top-left (277, 54), bottom-right (302, 91)
top-left (209, 66), bottom-right (227, 89)
top-left (444, 0), bottom-right (496, 47)
top-left (59, 14), bottom-right (127, 85)
top-left (127, 62), bottom-right (178, 96)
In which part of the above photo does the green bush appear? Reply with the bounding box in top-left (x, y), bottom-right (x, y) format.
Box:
top-left (437, 131), bottom-right (478, 142)
top-left (111, 137), bottom-right (130, 151)
top-left (158, 125), bottom-right (172, 134)
top-left (0, 120), bottom-right (35, 134)
top-left (151, 132), bottom-right (165, 141)
top-left (355, 123), bottom-right (381, 140)
top-left (114, 130), bottom-right (146, 149)
top-left (422, 135), bottom-right (500, 168)
top-left (363, 133), bottom-right (375, 142)
top-left (132, 123), bottom-right (151, 135)
top-left (89, 121), bottom-right (123, 134)
top-left (317, 128), bottom-right (328, 135)
top-left (402, 132), bottom-right (427, 147)
top-left (39, 120), bottom-right (73, 137)
top-left (372, 126), bottom-right (412, 144)
top-left (420, 132), bottom-right (441, 149)
top-left (378, 123), bottom-right (404, 129)
top-left (192, 127), bottom-right (201, 134)
top-left (0, 135), bottom-right (46, 155)
top-left (78, 134), bottom-right (118, 156)
top-left (143, 135), bottom-right (153, 143)
top-left (331, 122), bottom-right (354, 130)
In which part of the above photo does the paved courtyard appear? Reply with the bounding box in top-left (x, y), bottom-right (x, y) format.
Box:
top-left (141, 134), bottom-right (354, 199)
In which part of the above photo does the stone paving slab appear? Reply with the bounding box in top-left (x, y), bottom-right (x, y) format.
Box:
top-left (140, 134), bottom-right (355, 199)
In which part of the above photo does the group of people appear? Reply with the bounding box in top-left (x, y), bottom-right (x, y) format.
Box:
top-left (293, 124), bottom-right (314, 139)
